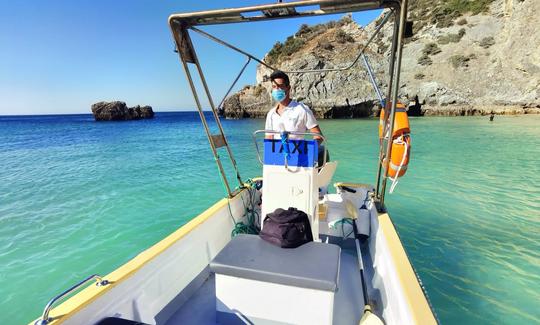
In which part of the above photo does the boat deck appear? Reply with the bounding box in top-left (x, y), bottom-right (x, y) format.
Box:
top-left (165, 238), bottom-right (367, 325)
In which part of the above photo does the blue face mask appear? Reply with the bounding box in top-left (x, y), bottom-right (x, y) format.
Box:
top-left (271, 89), bottom-right (286, 102)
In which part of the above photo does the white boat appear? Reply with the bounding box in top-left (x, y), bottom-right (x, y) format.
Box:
top-left (31, 1), bottom-right (438, 324)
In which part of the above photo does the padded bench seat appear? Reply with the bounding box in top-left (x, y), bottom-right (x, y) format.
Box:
top-left (210, 234), bottom-right (341, 324)
top-left (210, 234), bottom-right (341, 291)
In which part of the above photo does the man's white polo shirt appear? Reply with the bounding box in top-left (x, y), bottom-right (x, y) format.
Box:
top-left (265, 101), bottom-right (318, 139)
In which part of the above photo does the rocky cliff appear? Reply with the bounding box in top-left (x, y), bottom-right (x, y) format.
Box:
top-left (91, 101), bottom-right (154, 121)
top-left (222, 0), bottom-right (540, 118)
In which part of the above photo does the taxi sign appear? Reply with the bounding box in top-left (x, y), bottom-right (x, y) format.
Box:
top-left (263, 139), bottom-right (318, 167)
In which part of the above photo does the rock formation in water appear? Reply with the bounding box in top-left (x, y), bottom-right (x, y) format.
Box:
top-left (91, 101), bottom-right (154, 121)
top-left (222, 0), bottom-right (540, 118)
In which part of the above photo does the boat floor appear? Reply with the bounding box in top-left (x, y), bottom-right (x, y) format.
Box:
top-left (165, 238), bottom-right (366, 325)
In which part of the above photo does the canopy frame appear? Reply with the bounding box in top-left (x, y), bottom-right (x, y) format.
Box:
top-left (168, 0), bottom-right (408, 207)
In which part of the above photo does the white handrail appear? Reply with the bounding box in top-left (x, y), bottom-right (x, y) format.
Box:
top-left (252, 130), bottom-right (327, 168)
top-left (35, 274), bottom-right (109, 325)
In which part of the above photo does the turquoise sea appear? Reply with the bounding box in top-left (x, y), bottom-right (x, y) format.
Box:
top-left (0, 112), bottom-right (538, 324)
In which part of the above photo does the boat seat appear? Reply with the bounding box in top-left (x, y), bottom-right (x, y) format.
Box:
top-left (318, 160), bottom-right (338, 189)
top-left (210, 234), bottom-right (340, 292)
top-left (210, 234), bottom-right (341, 324)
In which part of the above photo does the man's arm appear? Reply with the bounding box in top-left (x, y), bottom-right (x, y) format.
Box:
top-left (265, 110), bottom-right (274, 139)
top-left (309, 125), bottom-right (324, 143)
top-left (304, 106), bottom-right (323, 143)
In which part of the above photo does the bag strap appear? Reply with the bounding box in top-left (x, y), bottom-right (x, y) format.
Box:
top-left (267, 208), bottom-right (305, 223)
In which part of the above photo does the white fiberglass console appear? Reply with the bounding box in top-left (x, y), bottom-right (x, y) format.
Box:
top-left (261, 136), bottom-right (320, 241)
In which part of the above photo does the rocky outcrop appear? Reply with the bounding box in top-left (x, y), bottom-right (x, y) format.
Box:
top-left (91, 101), bottom-right (154, 121)
top-left (221, 0), bottom-right (540, 117)
top-left (222, 86), bottom-right (271, 119)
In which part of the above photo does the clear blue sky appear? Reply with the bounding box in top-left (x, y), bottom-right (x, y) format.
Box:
top-left (0, 1), bottom-right (381, 115)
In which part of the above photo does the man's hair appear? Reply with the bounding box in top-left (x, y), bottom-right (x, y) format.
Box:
top-left (270, 70), bottom-right (290, 86)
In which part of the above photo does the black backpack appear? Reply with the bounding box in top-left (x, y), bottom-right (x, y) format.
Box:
top-left (259, 207), bottom-right (313, 248)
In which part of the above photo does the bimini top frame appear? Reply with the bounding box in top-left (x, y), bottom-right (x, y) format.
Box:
top-left (168, 0), bottom-right (408, 208)
top-left (169, 1), bottom-right (390, 27)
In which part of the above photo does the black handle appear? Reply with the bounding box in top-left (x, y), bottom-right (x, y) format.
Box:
top-left (341, 186), bottom-right (357, 193)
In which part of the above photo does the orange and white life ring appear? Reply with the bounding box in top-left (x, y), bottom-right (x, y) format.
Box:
top-left (379, 101), bottom-right (412, 193)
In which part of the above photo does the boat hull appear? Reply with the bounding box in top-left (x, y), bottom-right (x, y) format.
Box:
top-left (30, 186), bottom-right (436, 325)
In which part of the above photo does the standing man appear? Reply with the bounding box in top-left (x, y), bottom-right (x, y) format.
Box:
top-left (265, 70), bottom-right (328, 166)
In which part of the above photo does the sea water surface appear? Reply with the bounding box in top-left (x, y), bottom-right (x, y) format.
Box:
top-left (0, 112), bottom-right (538, 324)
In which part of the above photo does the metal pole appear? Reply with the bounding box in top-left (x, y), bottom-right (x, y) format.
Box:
top-left (374, 8), bottom-right (400, 204)
top-left (380, 0), bottom-right (408, 208)
top-left (361, 53), bottom-right (383, 103)
top-left (171, 26), bottom-right (234, 197)
top-left (184, 31), bottom-right (245, 190)
top-left (191, 27), bottom-right (275, 70)
top-left (218, 57), bottom-right (252, 110)
top-left (170, 1), bottom-right (387, 28)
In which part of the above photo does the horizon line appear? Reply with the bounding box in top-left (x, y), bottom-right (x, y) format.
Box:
top-left (0, 109), bottom-right (211, 117)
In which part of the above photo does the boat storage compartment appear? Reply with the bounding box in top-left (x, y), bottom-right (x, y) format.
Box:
top-left (210, 234), bottom-right (341, 325)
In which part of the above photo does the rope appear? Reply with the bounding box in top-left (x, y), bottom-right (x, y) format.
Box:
top-left (212, 142), bottom-right (259, 236)
top-left (227, 178), bottom-right (261, 237)
top-left (329, 218), bottom-right (354, 239)
top-left (389, 134), bottom-right (409, 194)
top-left (280, 132), bottom-right (291, 160)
